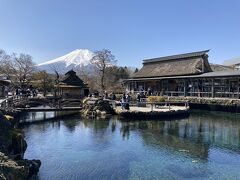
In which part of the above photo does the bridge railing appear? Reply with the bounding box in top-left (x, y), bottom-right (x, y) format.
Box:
top-left (0, 97), bottom-right (14, 110)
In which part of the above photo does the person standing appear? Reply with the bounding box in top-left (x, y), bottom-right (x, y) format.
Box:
top-left (121, 93), bottom-right (126, 110)
top-left (104, 91), bottom-right (108, 99)
top-left (125, 93), bottom-right (131, 110)
top-left (112, 92), bottom-right (116, 100)
top-left (137, 93), bottom-right (141, 102)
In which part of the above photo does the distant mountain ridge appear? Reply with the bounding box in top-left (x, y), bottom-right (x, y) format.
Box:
top-left (37, 49), bottom-right (94, 73)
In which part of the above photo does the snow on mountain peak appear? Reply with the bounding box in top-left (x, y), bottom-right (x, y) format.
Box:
top-left (38, 49), bottom-right (94, 67)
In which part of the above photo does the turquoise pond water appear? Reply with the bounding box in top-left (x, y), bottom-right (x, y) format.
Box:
top-left (21, 111), bottom-right (240, 180)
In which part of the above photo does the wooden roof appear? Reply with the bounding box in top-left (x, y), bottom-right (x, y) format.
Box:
top-left (60, 70), bottom-right (87, 88)
top-left (125, 70), bottom-right (240, 82)
top-left (0, 80), bottom-right (11, 86)
top-left (143, 50), bottom-right (209, 64)
top-left (132, 50), bottom-right (212, 78)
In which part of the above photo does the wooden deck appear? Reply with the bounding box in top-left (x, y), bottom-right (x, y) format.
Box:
top-left (115, 105), bottom-right (188, 112)
top-left (115, 105), bottom-right (190, 120)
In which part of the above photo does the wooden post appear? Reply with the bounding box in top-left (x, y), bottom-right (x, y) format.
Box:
top-left (228, 79), bottom-right (231, 98)
top-left (202, 58), bottom-right (205, 73)
top-left (184, 79), bottom-right (186, 97)
top-left (190, 81), bottom-right (192, 97)
top-left (211, 78), bottom-right (214, 98)
top-left (135, 81), bottom-right (137, 93)
top-left (238, 77), bottom-right (240, 99)
top-left (161, 80), bottom-right (164, 96)
top-left (167, 80), bottom-right (169, 95)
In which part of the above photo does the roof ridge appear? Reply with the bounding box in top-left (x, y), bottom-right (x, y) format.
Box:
top-left (143, 50), bottom-right (210, 64)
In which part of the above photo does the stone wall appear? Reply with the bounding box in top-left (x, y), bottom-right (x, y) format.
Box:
top-left (165, 96), bottom-right (240, 112)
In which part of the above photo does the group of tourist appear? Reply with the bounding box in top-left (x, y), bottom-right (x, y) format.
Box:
top-left (15, 86), bottom-right (38, 98)
top-left (1, 86), bottom-right (38, 99)
top-left (104, 91), bottom-right (117, 100)
top-left (88, 90), bottom-right (133, 110)
top-left (136, 92), bottom-right (146, 102)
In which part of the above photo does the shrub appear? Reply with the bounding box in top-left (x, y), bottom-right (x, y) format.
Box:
top-left (147, 96), bottom-right (165, 102)
top-left (82, 97), bottom-right (89, 105)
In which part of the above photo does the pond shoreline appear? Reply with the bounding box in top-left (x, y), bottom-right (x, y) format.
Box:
top-left (0, 111), bottom-right (41, 179)
top-left (165, 96), bottom-right (240, 113)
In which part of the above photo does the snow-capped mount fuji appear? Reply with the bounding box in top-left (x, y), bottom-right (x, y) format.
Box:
top-left (37, 49), bottom-right (94, 73)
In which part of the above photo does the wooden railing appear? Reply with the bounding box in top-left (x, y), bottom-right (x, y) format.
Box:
top-left (0, 97), bottom-right (14, 110)
top-left (127, 90), bottom-right (240, 99)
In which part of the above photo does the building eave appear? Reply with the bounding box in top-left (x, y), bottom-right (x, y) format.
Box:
top-left (123, 70), bottom-right (240, 82)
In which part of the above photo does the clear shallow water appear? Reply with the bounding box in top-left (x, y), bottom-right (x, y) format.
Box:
top-left (22, 111), bottom-right (240, 180)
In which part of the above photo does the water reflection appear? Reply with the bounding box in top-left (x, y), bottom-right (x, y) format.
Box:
top-left (22, 110), bottom-right (240, 179)
top-left (120, 111), bottom-right (240, 158)
top-left (62, 119), bottom-right (81, 132)
top-left (19, 110), bottom-right (80, 124)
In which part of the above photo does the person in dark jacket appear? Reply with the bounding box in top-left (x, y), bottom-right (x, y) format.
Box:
top-left (112, 92), bottom-right (116, 100)
top-left (121, 93), bottom-right (126, 110)
top-left (125, 93), bottom-right (131, 110)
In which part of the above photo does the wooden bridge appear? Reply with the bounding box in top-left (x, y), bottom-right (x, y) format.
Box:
top-left (0, 96), bottom-right (82, 125)
top-left (0, 96), bottom-right (83, 112)
top-left (0, 97), bottom-right (15, 111)
top-left (17, 106), bottom-right (82, 112)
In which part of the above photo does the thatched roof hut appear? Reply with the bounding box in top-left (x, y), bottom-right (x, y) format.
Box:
top-left (58, 70), bottom-right (89, 98)
top-left (60, 70), bottom-right (87, 88)
top-left (132, 50), bottom-right (212, 78)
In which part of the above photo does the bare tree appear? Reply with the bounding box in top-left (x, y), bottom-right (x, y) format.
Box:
top-left (48, 64), bottom-right (64, 98)
top-left (0, 52), bottom-right (35, 88)
top-left (49, 63), bottom-right (65, 75)
top-left (32, 71), bottom-right (53, 96)
top-left (0, 49), bottom-right (6, 62)
top-left (0, 49), bottom-right (11, 77)
top-left (90, 49), bottom-right (117, 93)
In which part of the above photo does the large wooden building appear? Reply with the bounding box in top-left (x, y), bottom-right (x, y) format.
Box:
top-left (124, 50), bottom-right (240, 99)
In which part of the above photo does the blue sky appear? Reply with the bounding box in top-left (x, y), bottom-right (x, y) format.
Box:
top-left (0, 0), bottom-right (239, 67)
